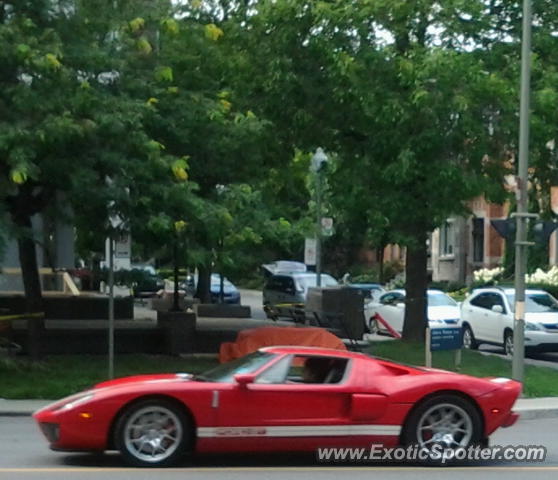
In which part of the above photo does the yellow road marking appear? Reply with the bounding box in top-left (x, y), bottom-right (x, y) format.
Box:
top-left (0, 466), bottom-right (557, 473)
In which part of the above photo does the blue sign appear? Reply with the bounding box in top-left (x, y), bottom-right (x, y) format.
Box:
top-left (430, 327), bottom-right (463, 351)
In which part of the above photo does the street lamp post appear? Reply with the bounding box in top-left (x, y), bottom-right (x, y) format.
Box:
top-left (311, 148), bottom-right (328, 287)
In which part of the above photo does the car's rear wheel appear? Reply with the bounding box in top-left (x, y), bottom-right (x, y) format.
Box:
top-left (462, 325), bottom-right (478, 350)
top-left (115, 399), bottom-right (192, 467)
top-left (263, 303), bottom-right (278, 321)
top-left (402, 394), bottom-right (482, 462)
top-left (504, 330), bottom-right (514, 356)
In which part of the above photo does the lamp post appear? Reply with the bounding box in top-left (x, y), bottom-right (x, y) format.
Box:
top-left (512, 0), bottom-right (533, 386)
top-left (311, 148), bottom-right (328, 286)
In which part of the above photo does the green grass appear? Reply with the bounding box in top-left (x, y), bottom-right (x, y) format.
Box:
top-left (366, 340), bottom-right (558, 398)
top-left (0, 354), bottom-right (219, 399)
top-left (3, 344), bottom-right (558, 399)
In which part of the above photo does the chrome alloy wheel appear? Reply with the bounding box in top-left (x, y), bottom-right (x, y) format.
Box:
top-left (415, 403), bottom-right (474, 449)
top-left (504, 332), bottom-right (514, 356)
top-left (462, 328), bottom-right (473, 349)
top-left (122, 405), bottom-right (183, 464)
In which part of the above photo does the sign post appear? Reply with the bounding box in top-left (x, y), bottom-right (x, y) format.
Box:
top-left (426, 326), bottom-right (463, 369)
top-left (304, 237), bottom-right (317, 266)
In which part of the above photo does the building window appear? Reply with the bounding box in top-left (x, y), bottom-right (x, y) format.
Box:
top-left (440, 220), bottom-right (455, 257)
top-left (472, 218), bottom-right (484, 263)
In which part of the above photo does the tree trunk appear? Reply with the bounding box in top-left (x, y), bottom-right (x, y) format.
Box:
top-left (377, 244), bottom-right (385, 284)
top-left (195, 265), bottom-right (212, 303)
top-left (171, 236), bottom-right (180, 311)
top-left (401, 231), bottom-right (428, 342)
top-left (15, 214), bottom-right (45, 360)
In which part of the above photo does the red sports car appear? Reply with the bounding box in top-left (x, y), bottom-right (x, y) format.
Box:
top-left (33, 346), bottom-right (521, 467)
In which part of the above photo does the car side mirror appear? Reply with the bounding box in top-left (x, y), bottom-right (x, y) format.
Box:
top-left (234, 373), bottom-right (256, 388)
top-left (492, 305), bottom-right (504, 314)
top-left (396, 302), bottom-right (405, 308)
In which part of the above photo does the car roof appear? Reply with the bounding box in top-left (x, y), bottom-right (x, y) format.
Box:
top-left (382, 288), bottom-right (446, 295)
top-left (274, 272), bottom-right (334, 278)
top-left (261, 345), bottom-right (368, 360)
top-left (471, 286), bottom-right (549, 295)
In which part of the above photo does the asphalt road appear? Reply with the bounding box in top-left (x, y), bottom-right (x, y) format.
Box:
top-left (0, 415), bottom-right (557, 479)
top-left (239, 289), bottom-right (267, 320)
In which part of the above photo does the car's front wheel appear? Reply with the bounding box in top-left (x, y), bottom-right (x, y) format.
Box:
top-left (115, 399), bottom-right (192, 467)
top-left (368, 317), bottom-right (379, 334)
top-left (504, 330), bottom-right (514, 356)
top-left (462, 325), bottom-right (478, 350)
top-left (401, 394), bottom-right (482, 462)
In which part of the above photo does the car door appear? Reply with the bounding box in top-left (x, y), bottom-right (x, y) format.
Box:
top-left (375, 292), bottom-right (406, 333)
top-left (485, 292), bottom-right (510, 344)
top-left (213, 355), bottom-right (355, 451)
top-left (464, 292), bottom-right (506, 342)
top-left (463, 292), bottom-right (492, 341)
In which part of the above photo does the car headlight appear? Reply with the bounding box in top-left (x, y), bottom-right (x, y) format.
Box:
top-left (525, 322), bottom-right (544, 331)
top-left (55, 393), bottom-right (94, 411)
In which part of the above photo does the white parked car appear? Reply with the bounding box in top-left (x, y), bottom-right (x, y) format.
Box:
top-left (461, 287), bottom-right (558, 355)
top-left (365, 289), bottom-right (461, 334)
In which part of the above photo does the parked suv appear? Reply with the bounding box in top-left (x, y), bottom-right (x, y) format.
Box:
top-left (461, 287), bottom-right (558, 354)
top-left (262, 272), bottom-right (338, 319)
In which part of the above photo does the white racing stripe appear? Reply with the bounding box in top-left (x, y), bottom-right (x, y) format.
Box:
top-left (198, 424), bottom-right (401, 438)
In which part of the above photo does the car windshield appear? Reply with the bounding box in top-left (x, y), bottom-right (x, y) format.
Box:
top-left (210, 275), bottom-right (233, 287)
top-left (505, 292), bottom-right (558, 313)
top-left (195, 351), bottom-right (275, 383)
top-left (297, 274), bottom-right (338, 289)
top-left (427, 292), bottom-right (457, 307)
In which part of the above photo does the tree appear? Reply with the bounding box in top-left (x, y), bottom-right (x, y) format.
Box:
top-left (0, 1), bottom-right (183, 356)
top-left (219, 0), bottom-right (516, 341)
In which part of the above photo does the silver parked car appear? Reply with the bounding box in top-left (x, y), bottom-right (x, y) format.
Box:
top-left (262, 272), bottom-right (338, 319)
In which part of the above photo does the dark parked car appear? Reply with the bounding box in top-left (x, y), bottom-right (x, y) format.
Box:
top-left (130, 265), bottom-right (164, 298)
top-left (183, 273), bottom-right (241, 304)
top-left (210, 274), bottom-right (241, 304)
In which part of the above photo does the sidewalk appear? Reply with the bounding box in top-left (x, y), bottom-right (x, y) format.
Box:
top-left (2, 397), bottom-right (558, 418)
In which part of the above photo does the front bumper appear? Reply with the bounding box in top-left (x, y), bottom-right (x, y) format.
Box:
top-left (33, 401), bottom-right (111, 452)
top-left (501, 411), bottom-right (520, 428)
top-left (523, 331), bottom-right (558, 351)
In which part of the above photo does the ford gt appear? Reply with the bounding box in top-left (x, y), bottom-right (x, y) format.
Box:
top-left (33, 346), bottom-right (521, 467)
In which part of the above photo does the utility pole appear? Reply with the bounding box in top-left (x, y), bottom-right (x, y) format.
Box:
top-left (108, 236), bottom-right (115, 380)
top-left (311, 148), bottom-right (328, 287)
top-left (512, 0), bottom-right (534, 386)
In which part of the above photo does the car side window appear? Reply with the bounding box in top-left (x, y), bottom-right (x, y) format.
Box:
top-left (256, 355), bottom-right (349, 385)
top-left (380, 294), bottom-right (396, 305)
top-left (266, 276), bottom-right (292, 293)
top-left (284, 277), bottom-right (295, 292)
top-left (381, 292), bottom-right (404, 305)
top-left (470, 292), bottom-right (506, 313)
top-left (470, 293), bottom-right (491, 310)
top-left (488, 293), bottom-right (506, 312)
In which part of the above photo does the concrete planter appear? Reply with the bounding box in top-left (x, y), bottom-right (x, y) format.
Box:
top-left (157, 311), bottom-right (197, 355)
top-left (151, 296), bottom-right (199, 312)
top-left (0, 294), bottom-right (134, 320)
top-left (195, 304), bottom-right (251, 318)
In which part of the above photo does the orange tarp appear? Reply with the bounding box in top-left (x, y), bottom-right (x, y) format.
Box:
top-left (219, 326), bottom-right (346, 363)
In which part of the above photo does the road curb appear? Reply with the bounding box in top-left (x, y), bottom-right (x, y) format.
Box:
top-left (513, 407), bottom-right (558, 420)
